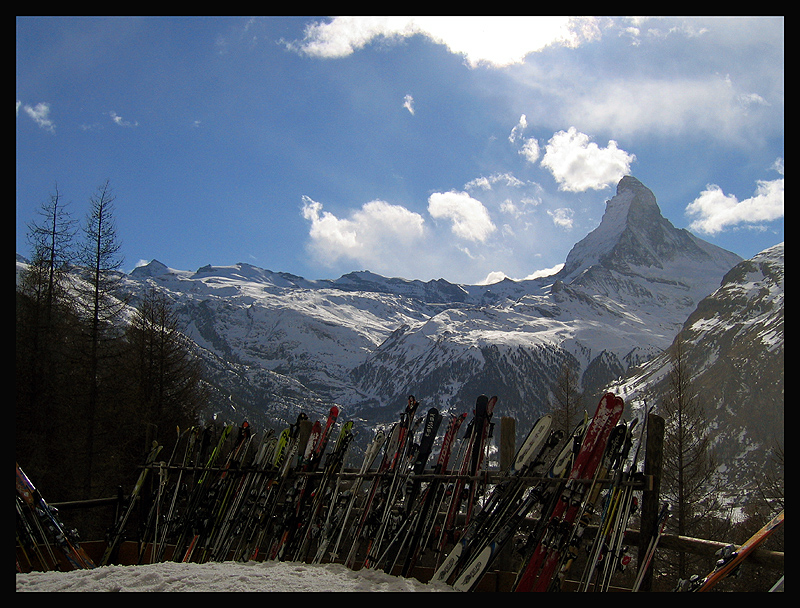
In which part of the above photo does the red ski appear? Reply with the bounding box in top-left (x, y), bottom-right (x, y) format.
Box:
top-left (514, 393), bottom-right (625, 592)
top-left (683, 509), bottom-right (784, 592)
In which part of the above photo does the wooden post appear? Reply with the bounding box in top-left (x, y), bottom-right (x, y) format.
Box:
top-left (499, 417), bottom-right (516, 472)
top-left (494, 416), bottom-right (516, 573)
top-left (637, 412), bottom-right (664, 592)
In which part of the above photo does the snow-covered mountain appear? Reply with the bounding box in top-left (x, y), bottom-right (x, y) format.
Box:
top-left (121, 262), bottom-right (444, 429)
top-left (345, 176), bottom-right (742, 427)
top-left (88, 176), bottom-right (742, 435)
top-left (22, 176), bottom-right (781, 459)
top-left (609, 242), bottom-right (784, 487)
top-left (15, 175), bottom-right (783, 488)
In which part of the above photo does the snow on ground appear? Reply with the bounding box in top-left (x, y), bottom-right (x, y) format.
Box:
top-left (15, 560), bottom-right (455, 592)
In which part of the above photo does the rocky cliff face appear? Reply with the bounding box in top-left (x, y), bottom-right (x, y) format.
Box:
top-left (610, 242), bottom-right (784, 487)
top-left (559, 176), bottom-right (742, 313)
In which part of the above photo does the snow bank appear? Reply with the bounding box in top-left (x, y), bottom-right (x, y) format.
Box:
top-left (15, 560), bottom-right (454, 592)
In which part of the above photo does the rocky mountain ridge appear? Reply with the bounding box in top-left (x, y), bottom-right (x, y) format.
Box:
top-left (110, 178), bottom-right (740, 426)
top-left (609, 242), bottom-right (784, 487)
top-left (17, 176), bottom-right (782, 485)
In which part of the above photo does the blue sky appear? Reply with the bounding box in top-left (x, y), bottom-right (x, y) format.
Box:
top-left (16, 16), bottom-right (784, 284)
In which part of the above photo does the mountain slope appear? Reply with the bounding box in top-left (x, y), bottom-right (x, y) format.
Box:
top-left (16, 176), bottom-right (753, 449)
top-left (115, 177), bottom-right (741, 433)
top-left (610, 242), bottom-right (784, 488)
top-left (348, 177), bottom-right (742, 427)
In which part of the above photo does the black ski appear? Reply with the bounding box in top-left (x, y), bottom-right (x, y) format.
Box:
top-left (398, 411), bottom-right (467, 577)
top-left (100, 440), bottom-right (164, 566)
top-left (435, 411), bottom-right (556, 585)
top-left (16, 463), bottom-right (96, 570)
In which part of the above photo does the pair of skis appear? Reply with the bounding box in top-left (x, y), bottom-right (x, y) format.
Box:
top-left (344, 397), bottom-right (420, 569)
top-left (433, 410), bottom-right (559, 588)
top-left (514, 392), bottom-right (625, 592)
top-left (181, 422), bottom-right (255, 563)
top-left (396, 411), bottom-right (468, 576)
top-left (292, 419), bottom-right (355, 562)
top-left (432, 395), bottom-right (497, 565)
top-left (16, 463), bottom-right (96, 571)
top-left (171, 424), bottom-right (234, 562)
top-left (362, 405), bottom-right (443, 572)
top-left (576, 411), bottom-right (647, 592)
top-left (325, 426), bottom-right (388, 563)
top-left (269, 406), bottom-right (340, 560)
top-left (560, 419), bottom-right (632, 591)
top-left (677, 509), bottom-right (784, 592)
top-left (631, 501), bottom-right (670, 592)
top-left (101, 440), bottom-right (165, 566)
top-left (243, 413), bottom-right (310, 561)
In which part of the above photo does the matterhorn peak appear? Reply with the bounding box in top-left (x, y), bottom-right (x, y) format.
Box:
top-left (616, 174), bottom-right (652, 196)
top-left (558, 176), bottom-right (663, 281)
top-left (554, 176), bottom-right (741, 310)
top-left (612, 175), bottom-right (663, 232)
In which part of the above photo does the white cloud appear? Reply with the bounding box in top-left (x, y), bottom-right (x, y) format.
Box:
top-left (465, 176), bottom-right (493, 191)
top-left (287, 17), bottom-right (413, 59)
top-left (519, 138), bottom-right (541, 164)
top-left (289, 16), bottom-right (600, 67)
top-left (509, 114), bottom-right (541, 164)
top-left (500, 193), bottom-right (542, 219)
top-left (509, 114), bottom-right (528, 142)
top-left (502, 18), bottom-right (783, 145)
top-left (737, 91), bottom-right (769, 109)
top-left (403, 94), bottom-right (415, 115)
top-left (525, 263), bottom-right (565, 280)
top-left (479, 262), bottom-right (564, 285)
top-left (560, 73), bottom-right (776, 143)
top-left (427, 191), bottom-right (496, 242)
top-left (547, 208), bottom-right (574, 229)
top-left (479, 270), bottom-right (510, 285)
top-left (500, 200), bottom-right (520, 217)
top-left (464, 172), bottom-right (525, 191)
top-left (19, 101), bottom-right (55, 133)
top-left (540, 127), bottom-right (635, 192)
top-left (685, 168), bottom-right (784, 234)
top-left (301, 195), bottom-right (426, 268)
top-left (110, 111), bottom-right (139, 127)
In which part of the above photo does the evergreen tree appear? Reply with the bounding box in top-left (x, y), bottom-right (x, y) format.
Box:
top-left (19, 184), bottom-right (77, 324)
top-left (16, 187), bottom-right (82, 492)
top-left (549, 361), bottom-right (584, 435)
top-left (74, 180), bottom-right (128, 496)
top-left (125, 287), bottom-right (205, 452)
top-left (659, 337), bottom-right (729, 581)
